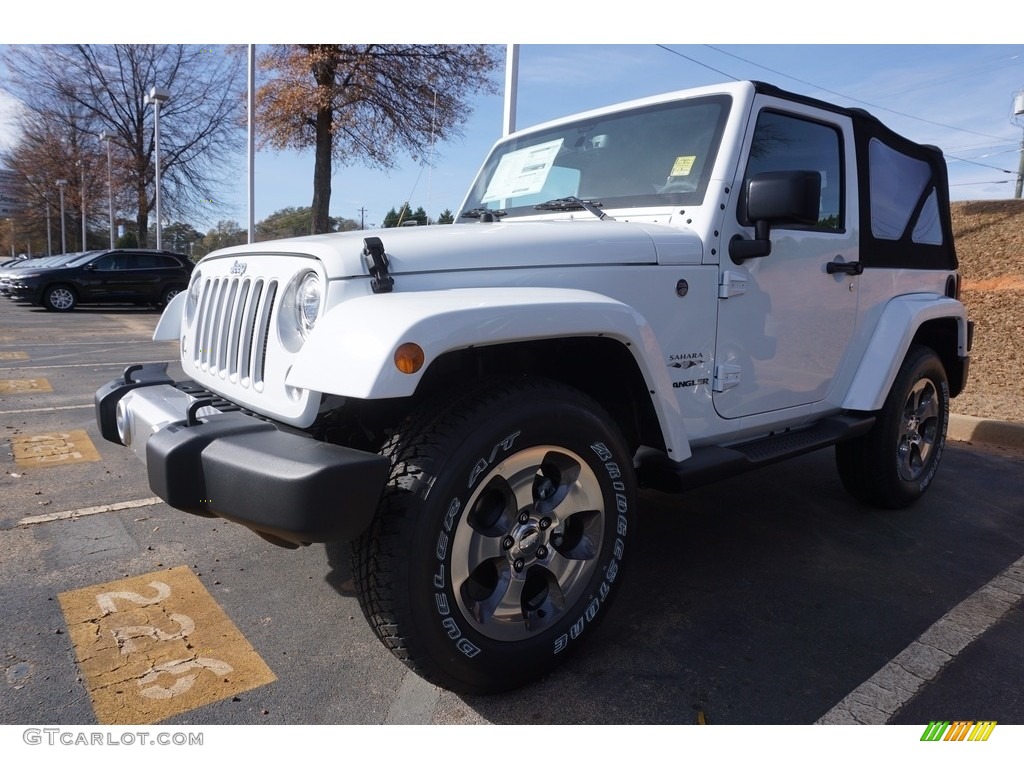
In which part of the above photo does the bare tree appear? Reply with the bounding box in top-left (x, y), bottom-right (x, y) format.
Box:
top-left (256, 44), bottom-right (499, 234)
top-left (3, 105), bottom-right (107, 253)
top-left (1, 45), bottom-right (244, 248)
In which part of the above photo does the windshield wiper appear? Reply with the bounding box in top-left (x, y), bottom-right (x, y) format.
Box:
top-left (534, 196), bottom-right (615, 221)
top-left (460, 208), bottom-right (507, 221)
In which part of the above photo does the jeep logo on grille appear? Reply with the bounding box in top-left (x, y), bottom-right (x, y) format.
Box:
top-left (230, 260), bottom-right (247, 276)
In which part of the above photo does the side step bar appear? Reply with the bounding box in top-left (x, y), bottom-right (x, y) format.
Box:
top-left (635, 414), bottom-right (876, 494)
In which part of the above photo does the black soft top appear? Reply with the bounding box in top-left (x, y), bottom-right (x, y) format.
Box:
top-left (753, 81), bottom-right (957, 271)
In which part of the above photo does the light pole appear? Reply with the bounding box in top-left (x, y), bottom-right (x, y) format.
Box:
top-left (56, 179), bottom-right (68, 254)
top-left (99, 130), bottom-right (116, 249)
top-left (247, 44), bottom-right (255, 244)
top-left (503, 44), bottom-right (519, 137)
top-left (146, 86), bottom-right (170, 250)
top-left (44, 196), bottom-right (52, 256)
top-left (76, 159), bottom-right (86, 250)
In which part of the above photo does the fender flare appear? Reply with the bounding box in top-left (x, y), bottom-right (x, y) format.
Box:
top-left (153, 291), bottom-right (186, 340)
top-left (842, 294), bottom-right (970, 412)
top-left (286, 286), bottom-right (691, 460)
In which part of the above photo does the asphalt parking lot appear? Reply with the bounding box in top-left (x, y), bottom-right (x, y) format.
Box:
top-left (1, 297), bottom-right (1022, 728)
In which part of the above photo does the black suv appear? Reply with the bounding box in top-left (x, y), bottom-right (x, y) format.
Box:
top-left (8, 249), bottom-right (194, 311)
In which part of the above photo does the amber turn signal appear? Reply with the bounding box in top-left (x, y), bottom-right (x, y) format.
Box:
top-left (394, 343), bottom-right (425, 374)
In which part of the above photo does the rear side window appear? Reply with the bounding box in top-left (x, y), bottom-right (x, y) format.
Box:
top-left (868, 138), bottom-right (942, 245)
top-left (154, 255), bottom-right (184, 268)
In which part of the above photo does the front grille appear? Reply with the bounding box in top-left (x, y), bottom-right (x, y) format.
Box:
top-left (172, 380), bottom-right (246, 413)
top-left (194, 275), bottom-right (278, 389)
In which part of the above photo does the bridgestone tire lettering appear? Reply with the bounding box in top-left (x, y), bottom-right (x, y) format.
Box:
top-left (351, 379), bottom-right (636, 694)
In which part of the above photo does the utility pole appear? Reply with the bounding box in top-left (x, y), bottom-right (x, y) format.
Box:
top-left (1016, 134), bottom-right (1024, 199)
top-left (1014, 90), bottom-right (1024, 199)
top-left (358, 207), bottom-right (367, 230)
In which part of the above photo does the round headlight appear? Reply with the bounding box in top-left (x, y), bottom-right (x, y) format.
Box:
top-left (188, 270), bottom-right (203, 305)
top-left (185, 270), bottom-right (202, 325)
top-left (296, 272), bottom-right (321, 337)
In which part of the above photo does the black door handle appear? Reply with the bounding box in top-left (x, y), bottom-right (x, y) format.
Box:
top-left (826, 260), bottom-right (863, 276)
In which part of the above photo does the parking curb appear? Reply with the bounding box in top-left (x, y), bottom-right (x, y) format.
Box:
top-left (949, 413), bottom-right (1024, 451)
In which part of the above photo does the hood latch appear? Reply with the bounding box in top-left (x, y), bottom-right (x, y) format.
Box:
top-left (362, 237), bottom-right (395, 294)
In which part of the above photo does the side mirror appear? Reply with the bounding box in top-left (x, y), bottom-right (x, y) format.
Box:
top-left (83, 263), bottom-right (96, 271)
top-left (730, 170), bottom-right (822, 263)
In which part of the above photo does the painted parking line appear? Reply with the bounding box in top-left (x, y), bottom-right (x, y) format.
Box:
top-left (0, 351), bottom-right (29, 360)
top-left (9, 430), bottom-right (101, 467)
top-left (0, 404), bottom-right (92, 416)
top-left (0, 377), bottom-right (52, 394)
top-left (18, 497), bottom-right (163, 527)
top-left (817, 554), bottom-right (1024, 725)
top-left (1, 359), bottom-right (173, 371)
top-left (0, 340), bottom-right (161, 347)
top-left (59, 566), bottom-right (276, 725)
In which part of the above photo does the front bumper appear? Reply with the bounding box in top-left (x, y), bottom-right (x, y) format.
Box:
top-left (95, 364), bottom-right (391, 547)
top-left (6, 283), bottom-right (42, 303)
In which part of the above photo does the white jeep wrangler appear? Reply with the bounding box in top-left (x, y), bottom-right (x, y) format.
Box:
top-left (96, 80), bottom-right (972, 694)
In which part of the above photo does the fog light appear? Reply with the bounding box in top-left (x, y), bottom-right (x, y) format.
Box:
top-left (116, 399), bottom-right (132, 446)
top-left (394, 343), bottom-right (425, 374)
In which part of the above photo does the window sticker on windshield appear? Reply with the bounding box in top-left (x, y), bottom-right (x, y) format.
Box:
top-left (482, 139), bottom-right (564, 202)
top-left (670, 155), bottom-right (697, 177)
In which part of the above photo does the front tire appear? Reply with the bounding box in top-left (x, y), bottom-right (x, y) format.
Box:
top-left (352, 380), bottom-right (635, 694)
top-left (158, 286), bottom-right (183, 308)
top-left (836, 344), bottom-right (949, 508)
top-left (43, 285), bottom-right (77, 312)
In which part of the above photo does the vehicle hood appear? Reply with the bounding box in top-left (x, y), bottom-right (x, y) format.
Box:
top-left (198, 219), bottom-right (704, 277)
top-left (9, 267), bottom-right (68, 280)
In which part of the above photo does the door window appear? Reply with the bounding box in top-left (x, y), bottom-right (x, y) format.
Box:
top-left (742, 110), bottom-right (844, 231)
top-left (92, 254), bottom-right (119, 270)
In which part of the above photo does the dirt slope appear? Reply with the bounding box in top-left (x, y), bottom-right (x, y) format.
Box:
top-left (949, 199), bottom-right (1024, 422)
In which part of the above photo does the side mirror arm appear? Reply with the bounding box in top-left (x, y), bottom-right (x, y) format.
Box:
top-left (729, 221), bottom-right (772, 263)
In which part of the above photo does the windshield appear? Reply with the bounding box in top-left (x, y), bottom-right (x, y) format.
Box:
top-left (11, 252), bottom-right (94, 270)
top-left (18, 256), bottom-right (70, 270)
top-left (461, 95), bottom-right (731, 219)
top-left (6, 258), bottom-right (47, 269)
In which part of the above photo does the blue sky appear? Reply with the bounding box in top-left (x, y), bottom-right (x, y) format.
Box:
top-left (247, 44), bottom-right (1024, 229)
top-left (2, 11), bottom-right (1022, 233)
